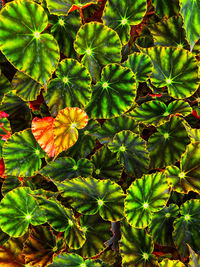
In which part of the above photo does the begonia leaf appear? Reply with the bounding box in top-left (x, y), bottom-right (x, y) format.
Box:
top-left (159, 259), bottom-right (185, 267)
top-left (152, 0), bottom-right (179, 18)
top-left (188, 244), bottom-right (200, 267)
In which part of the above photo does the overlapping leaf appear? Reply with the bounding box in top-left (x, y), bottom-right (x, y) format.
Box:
top-left (3, 129), bottom-right (46, 177)
top-left (94, 115), bottom-right (139, 144)
top-left (129, 100), bottom-right (192, 126)
top-left (159, 259), bottom-right (185, 267)
top-left (0, 187), bottom-right (46, 237)
top-left (74, 22), bottom-right (122, 81)
top-left (188, 244), bottom-right (200, 267)
top-left (56, 177), bottom-right (125, 221)
top-left (1, 176), bottom-right (21, 196)
top-left (152, 0), bottom-right (179, 18)
top-left (123, 52), bottom-right (153, 83)
top-left (149, 204), bottom-right (179, 246)
top-left (91, 146), bottom-right (122, 181)
top-left (173, 199), bottom-right (200, 257)
top-left (102, 0), bottom-right (147, 45)
top-left (179, 0), bottom-right (200, 49)
top-left (165, 142), bottom-right (200, 194)
top-left (40, 157), bottom-right (93, 181)
top-left (44, 58), bottom-right (92, 115)
top-left (120, 221), bottom-right (158, 266)
top-left (125, 172), bottom-right (170, 228)
top-left (0, 74), bottom-right (11, 103)
top-left (141, 46), bottom-right (199, 99)
top-left (108, 130), bottom-right (149, 177)
top-left (148, 116), bottom-right (190, 168)
top-left (0, 0), bottom-right (60, 85)
top-left (85, 64), bottom-right (136, 119)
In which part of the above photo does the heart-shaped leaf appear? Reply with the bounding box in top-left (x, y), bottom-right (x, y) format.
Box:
top-left (165, 142), bottom-right (200, 194)
top-left (94, 115), bottom-right (139, 144)
top-left (91, 146), bottom-right (122, 181)
top-left (173, 199), bottom-right (200, 257)
top-left (180, 0), bottom-right (200, 49)
top-left (44, 58), bottom-right (92, 116)
top-left (148, 116), bottom-right (190, 168)
top-left (74, 22), bottom-right (122, 81)
top-left (108, 130), bottom-right (149, 177)
top-left (56, 177), bottom-right (125, 221)
top-left (102, 0), bottom-right (147, 45)
top-left (125, 172), bottom-right (170, 228)
top-left (54, 107), bottom-right (88, 156)
top-left (149, 204), bottom-right (179, 246)
top-left (0, 187), bottom-right (46, 237)
top-left (0, 0), bottom-right (60, 85)
top-left (40, 157), bottom-right (93, 181)
top-left (141, 46), bottom-right (199, 99)
top-left (85, 64), bottom-right (136, 119)
top-left (120, 220), bottom-right (159, 267)
top-left (3, 129), bottom-right (46, 177)
top-left (129, 100), bottom-right (192, 126)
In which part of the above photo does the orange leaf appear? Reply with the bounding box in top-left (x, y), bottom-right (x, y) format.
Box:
top-left (53, 107), bottom-right (88, 156)
top-left (32, 117), bottom-right (56, 157)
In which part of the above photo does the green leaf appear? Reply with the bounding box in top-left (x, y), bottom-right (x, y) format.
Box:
top-left (152, 0), bottom-right (179, 18)
top-left (0, 228), bottom-right (9, 246)
top-left (33, 196), bottom-right (86, 249)
top-left (159, 259), bottom-right (185, 267)
top-left (149, 204), bottom-right (179, 246)
top-left (129, 100), bottom-right (192, 126)
top-left (51, 11), bottom-right (81, 58)
top-left (123, 52), bottom-right (153, 83)
top-left (108, 130), bottom-right (149, 177)
top-left (120, 220), bottom-right (158, 267)
top-left (3, 129), bottom-right (46, 177)
top-left (2, 176), bottom-right (21, 196)
top-left (173, 199), bottom-right (200, 257)
top-left (78, 214), bottom-right (111, 257)
top-left (94, 115), bottom-right (139, 144)
top-left (85, 64), bottom-right (136, 119)
top-left (56, 177), bottom-right (125, 221)
top-left (141, 46), bottom-right (199, 99)
top-left (0, 74), bottom-right (11, 103)
top-left (165, 142), bottom-right (200, 194)
top-left (48, 253), bottom-right (100, 267)
top-left (102, 0), bottom-right (147, 45)
top-left (186, 127), bottom-right (200, 142)
top-left (148, 116), bottom-right (190, 168)
top-left (180, 0), bottom-right (200, 49)
top-left (91, 146), bottom-right (122, 181)
top-left (125, 172), bottom-right (170, 228)
top-left (45, 58), bottom-right (91, 116)
top-left (148, 16), bottom-right (190, 49)
top-left (40, 157), bottom-right (93, 182)
top-left (11, 71), bottom-right (42, 101)
top-left (74, 22), bottom-right (122, 81)
top-left (0, 1), bottom-right (60, 85)
top-left (188, 244), bottom-right (200, 267)
top-left (67, 119), bottom-right (100, 159)
top-left (0, 187), bottom-right (46, 237)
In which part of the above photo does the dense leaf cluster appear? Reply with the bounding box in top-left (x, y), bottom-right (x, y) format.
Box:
top-left (0, 0), bottom-right (200, 266)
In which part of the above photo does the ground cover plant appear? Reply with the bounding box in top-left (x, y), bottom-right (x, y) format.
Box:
top-left (0, 0), bottom-right (200, 266)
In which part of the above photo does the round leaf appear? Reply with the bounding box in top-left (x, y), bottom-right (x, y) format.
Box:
top-left (152, 0), bottom-right (179, 18)
top-left (56, 177), bottom-right (125, 221)
top-left (44, 58), bottom-right (92, 116)
top-left (141, 46), bottom-right (199, 99)
top-left (0, 187), bottom-right (46, 237)
top-left (102, 0), bottom-right (147, 45)
top-left (148, 116), bottom-right (190, 168)
top-left (108, 130), bottom-right (149, 177)
top-left (125, 172), bottom-right (170, 228)
top-left (74, 22), bottom-right (122, 81)
top-left (3, 129), bottom-right (46, 177)
top-left (85, 64), bottom-right (136, 119)
top-left (0, 0), bottom-right (60, 85)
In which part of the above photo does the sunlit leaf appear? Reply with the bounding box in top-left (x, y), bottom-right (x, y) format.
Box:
top-left (159, 259), bottom-right (185, 267)
top-left (53, 107), bottom-right (88, 156)
top-left (74, 22), bottom-right (122, 81)
top-left (125, 172), bottom-right (170, 228)
top-left (102, 0), bottom-right (147, 45)
top-left (0, 0), bottom-right (60, 85)
top-left (0, 187), bottom-right (46, 237)
top-left (56, 177), bottom-right (125, 221)
top-left (40, 157), bottom-right (93, 181)
top-left (45, 58), bottom-right (91, 116)
top-left (108, 130), bottom-right (149, 177)
top-left (188, 244), bottom-right (200, 267)
top-left (2, 176), bottom-right (21, 196)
